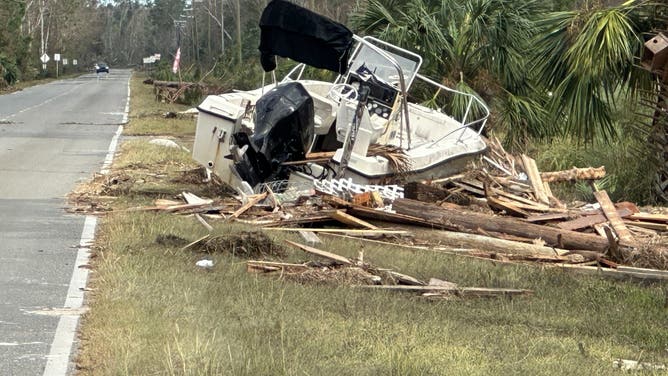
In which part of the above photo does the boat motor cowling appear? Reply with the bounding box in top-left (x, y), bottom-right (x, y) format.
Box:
top-left (231, 82), bottom-right (315, 187)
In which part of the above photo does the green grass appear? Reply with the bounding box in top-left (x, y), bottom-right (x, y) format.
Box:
top-left (78, 211), bottom-right (668, 375)
top-left (75, 71), bottom-right (668, 375)
top-left (126, 73), bottom-right (196, 137)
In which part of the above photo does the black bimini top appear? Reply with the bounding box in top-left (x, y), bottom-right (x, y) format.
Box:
top-left (258, 0), bottom-right (353, 75)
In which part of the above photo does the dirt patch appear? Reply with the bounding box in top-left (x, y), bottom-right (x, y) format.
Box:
top-left (200, 231), bottom-right (287, 259)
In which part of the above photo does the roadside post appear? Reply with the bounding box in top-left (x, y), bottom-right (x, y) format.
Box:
top-left (40, 53), bottom-right (49, 72)
top-left (54, 53), bottom-right (61, 78)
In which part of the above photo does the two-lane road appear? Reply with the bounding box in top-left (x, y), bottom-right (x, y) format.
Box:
top-left (0, 70), bottom-right (131, 375)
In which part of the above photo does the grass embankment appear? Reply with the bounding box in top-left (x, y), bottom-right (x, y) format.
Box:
top-left (76, 73), bottom-right (668, 375)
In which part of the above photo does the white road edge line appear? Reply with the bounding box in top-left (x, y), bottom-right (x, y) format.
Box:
top-left (43, 73), bottom-right (131, 376)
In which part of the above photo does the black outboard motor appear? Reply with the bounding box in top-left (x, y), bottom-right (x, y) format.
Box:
top-left (231, 82), bottom-right (315, 187)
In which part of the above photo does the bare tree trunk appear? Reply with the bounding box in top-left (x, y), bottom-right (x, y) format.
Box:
top-left (235, 0), bottom-right (241, 64)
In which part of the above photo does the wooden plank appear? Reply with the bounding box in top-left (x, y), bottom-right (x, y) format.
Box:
top-left (235, 213), bottom-right (332, 227)
top-left (298, 230), bottom-right (322, 244)
top-left (182, 191), bottom-right (213, 205)
top-left (392, 198), bottom-right (616, 252)
top-left (594, 190), bottom-right (635, 244)
top-left (266, 228), bottom-right (409, 236)
top-left (526, 212), bottom-right (573, 223)
top-left (556, 264), bottom-right (668, 281)
top-left (520, 154), bottom-right (550, 205)
top-left (358, 285), bottom-right (533, 296)
top-left (410, 226), bottom-right (571, 257)
top-left (628, 213), bottom-right (668, 223)
top-left (385, 270), bottom-right (425, 286)
top-left (246, 261), bottom-right (310, 273)
top-left (328, 210), bottom-right (378, 229)
top-left (489, 187), bottom-right (553, 211)
top-left (450, 181), bottom-right (485, 196)
top-left (557, 208), bottom-right (632, 231)
top-left (617, 265), bottom-right (668, 277)
top-left (624, 220), bottom-right (668, 232)
top-left (491, 196), bottom-right (552, 213)
top-left (194, 213), bottom-right (213, 231)
top-left (284, 240), bottom-right (353, 265)
top-left (180, 235), bottom-right (210, 251)
top-left (487, 196), bottom-right (530, 217)
top-left (227, 192), bottom-right (268, 220)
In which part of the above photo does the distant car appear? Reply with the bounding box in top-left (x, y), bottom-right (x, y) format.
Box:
top-left (95, 63), bottom-right (109, 74)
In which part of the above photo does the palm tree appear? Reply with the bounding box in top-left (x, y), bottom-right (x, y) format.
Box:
top-left (352, 0), bottom-right (668, 201)
top-left (350, 0), bottom-right (555, 144)
top-left (532, 0), bottom-right (668, 200)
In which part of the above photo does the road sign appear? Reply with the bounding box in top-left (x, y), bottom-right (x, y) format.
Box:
top-left (40, 53), bottom-right (50, 63)
top-left (54, 54), bottom-right (61, 62)
top-left (73, 59), bottom-right (77, 66)
top-left (63, 58), bottom-right (68, 65)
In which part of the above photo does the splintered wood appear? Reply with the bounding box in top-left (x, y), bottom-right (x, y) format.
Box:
top-left (143, 136), bottom-right (668, 282)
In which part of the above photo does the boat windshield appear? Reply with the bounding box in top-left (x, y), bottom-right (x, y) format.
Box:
top-left (347, 41), bottom-right (421, 91)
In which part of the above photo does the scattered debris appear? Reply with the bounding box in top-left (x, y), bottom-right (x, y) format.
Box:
top-left (195, 259), bottom-right (214, 268)
top-left (197, 231), bottom-right (287, 259)
top-left (244, 240), bottom-right (532, 298)
top-left (149, 138), bottom-right (188, 151)
top-left (613, 359), bottom-right (666, 371)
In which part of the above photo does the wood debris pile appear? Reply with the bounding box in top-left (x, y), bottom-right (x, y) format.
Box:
top-left (108, 137), bottom-right (668, 283)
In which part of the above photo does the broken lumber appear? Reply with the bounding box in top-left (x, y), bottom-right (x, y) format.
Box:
top-left (557, 208), bottom-right (633, 231)
top-left (266, 228), bottom-right (409, 236)
top-left (284, 240), bottom-right (353, 265)
top-left (594, 190), bottom-right (635, 244)
top-left (625, 220), bottom-right (668, 232)
top-left (392, 198), bottom-right (617, 252)
top-left (555, 264), bottom-right (668, 281)
top-left (194, 213), bottom-right (213, 231)
top-left (487, 196), bottom-right (530, 217)
top-left (628, 213), bottom-right (668, 223)
top-left (410, 227), bottom-right (571, 258)
top-left (358, 285), bottom-right (533, 297)
top-left (298, 230), bottom-right (322, 244)
top-left (540, 166), bottom-right (606, 183)
top-left (228, 192), bottom-right (268, 220)
top-left (246, 261), bottom-right (310, 273)
top-left (327, 210), bottom-right (378, 229)
top-left (520, 154), bottom-right (550, 205)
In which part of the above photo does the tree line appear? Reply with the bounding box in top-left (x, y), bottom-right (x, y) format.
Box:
top-left (0, 0), bottom-right (358, 85)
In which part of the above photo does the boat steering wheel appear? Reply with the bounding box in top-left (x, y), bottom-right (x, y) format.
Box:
top-left (327, 83), bottom-right (359, 102)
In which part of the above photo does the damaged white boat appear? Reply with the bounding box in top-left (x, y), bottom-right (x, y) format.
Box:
top-left (193, 0), bottom-right (489, 193)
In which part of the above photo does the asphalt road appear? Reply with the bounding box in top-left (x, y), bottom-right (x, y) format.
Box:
top-left (0, 70), bottom-right (130, 375)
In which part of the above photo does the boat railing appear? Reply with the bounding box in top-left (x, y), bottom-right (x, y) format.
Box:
top-left (281, 63), bottom-right (307, 83)
top-left (415, 73), bottom-right (489, 148)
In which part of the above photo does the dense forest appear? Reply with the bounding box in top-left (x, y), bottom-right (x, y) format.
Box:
top-left (1, 0), bottom-right (668, 203)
